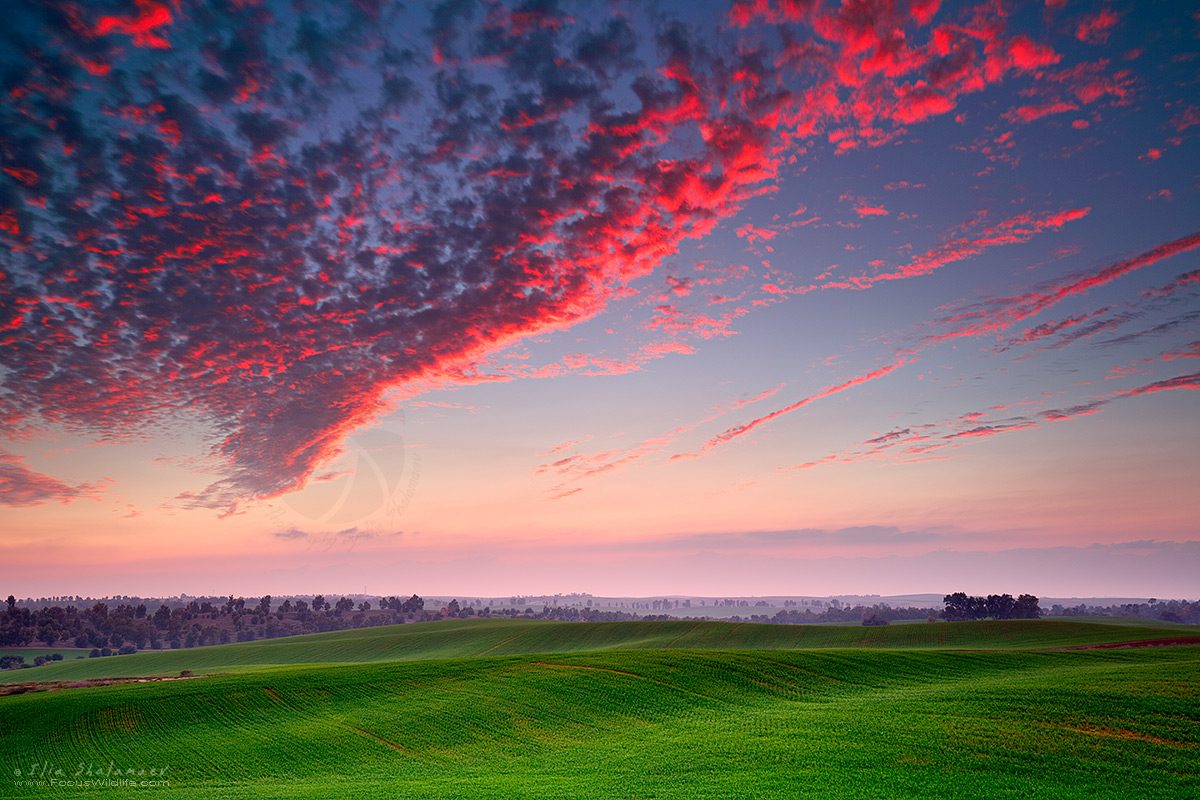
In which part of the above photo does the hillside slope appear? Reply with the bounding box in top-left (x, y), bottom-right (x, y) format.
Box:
top-left (12, 617), bottom-right (1196, 681)
top-left (2, 645), bottom-right (1197, 799)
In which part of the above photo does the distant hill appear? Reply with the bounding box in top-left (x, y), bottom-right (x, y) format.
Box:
top-left (10, 616), bottom-right (1196, 683)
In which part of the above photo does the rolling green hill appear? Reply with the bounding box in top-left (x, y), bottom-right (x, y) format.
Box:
top-left (3, 619), bottom-right (1197, 798)
top-left (2, 644), bottom-right (1197, 799)
top-left (0, 647), bottom-right (89, 662)
top-left (9, 617), bottom-right (1195, 682)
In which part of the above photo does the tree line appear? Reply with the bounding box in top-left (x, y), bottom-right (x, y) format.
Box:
top-left (0, 593), bottom-right (940, 661)
top-left (940, 593), bottom-right (1041, 621)
top-left (5, 589), bottom-right (1193, 671)
top-left (0, 593), bottom-right (430, 658)
top-left (1045, 598), bottom-right (1199, 624)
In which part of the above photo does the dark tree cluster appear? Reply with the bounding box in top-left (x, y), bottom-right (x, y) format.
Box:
top-left (761, 604), bottom-right (934, 625)
top-left (497, 605), bottom-right (649, 623)
top-left (379, 595), bottom-right (425, 614)
top-left (940, 593), bottom-right (1041, 621)
top-left (1045, 599), bottom-right (1199, 624)
top-left (0, 592), bottom-right (429, 667)
top-left (1, 595), bottom-right (158, 652)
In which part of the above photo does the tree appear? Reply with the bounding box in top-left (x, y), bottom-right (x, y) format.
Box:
top-left (6, 595), bottom-right (15, 614)
top-left (258, 595), bottom-right (272, 615)
top-left (312, 595), bottom-right (326, 612)
top-left (153, 605), bottom-right (171, 630)
top-left (944, 592), bottom-right (1040, 621)
top-left (941, 592), bottom-right (974, 621)
top-left (334, 597), bottom-right (354, 616)
top-left (1014, 594), bottom-right (1041, 619)
top-left (985, 594), bottom-right (1016, 620)
top-left (446, 599), bottom-right (461, 616)
top-left (861, 613), bottom-right (889, 626)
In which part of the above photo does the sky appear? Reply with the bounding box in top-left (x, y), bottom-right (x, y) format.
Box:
top-left (1, 0), bottom-right (1197, 601)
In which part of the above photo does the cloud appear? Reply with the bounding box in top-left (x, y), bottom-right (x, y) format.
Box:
top-left (767, 229), bottom-right (1200, 474)
top-left (819, 208), bottom-right (1090, 291)
top-left (701, 356), bottom-right (911, 450)
top-left (93, 0), bottom-right (175, 49)
top-left (275, 528), bottom-right (308, 540)
top-left (0, 0), bottom-right (1153, 516)
top-left (1075, 10), bottom-right (1120, 44)
top-left (537, 382), bottom-right (785, 494)
top-left (0, 450), bottom-right (95, 507)
top-left (788, 368), bottom-right (1200, 471)
top-left (273, 525), bottom-right (378, 546)
top-left (927, 231), bottom-right (1200, 345)
top-left (1004, 101), bottom-right (1079, 123)
top-left (5, 2), bottom-right (781, 513)
top-left (1159, 342), bottom-right (1200, 362)
top-left (1000, 309), bottom-right (1116, 351)
top-left (629, 525), bottom-right (949, 553)
top-left (1144, 269), bottom-right (1200, 297)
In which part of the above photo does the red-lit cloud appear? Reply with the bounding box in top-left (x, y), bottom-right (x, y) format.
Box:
top-left (93, 0), bottom-right (174, 49)
top-left (928, 231), bottom-right (1200, 345)
top-left (0, 0), bottom-right (1173, 514)
top-left (1004, 101), bottom-right (1079, 123)
top-left (700, 357), bottom-right (911, 451)
top-left (784, 368), bottom-right (1199, 472)
top-left (1075, 10), bottom-right (1120, 44)
top-left (820, 208), bottom-right (1089, 291)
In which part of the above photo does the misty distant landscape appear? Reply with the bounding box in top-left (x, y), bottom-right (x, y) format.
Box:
top-left (3, 590), bottom-right (1198, 667)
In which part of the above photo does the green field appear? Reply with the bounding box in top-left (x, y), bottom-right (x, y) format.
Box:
top-left (0, 648), bottom-right (90, 663)
top-left (10, 617), bottom-right (1196, 682)
top-left (2, 619), bottom-right (1197, 799)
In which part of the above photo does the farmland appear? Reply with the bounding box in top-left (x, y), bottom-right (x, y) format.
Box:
top-left (2, 619), bottom-right (1197, 798)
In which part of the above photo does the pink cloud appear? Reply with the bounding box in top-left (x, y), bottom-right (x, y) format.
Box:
top-left (821, 207), bottom-right (1090, 291)
top-left (0, 450), bottom-right (97, 507)
top-left (1075, 10), bottom-right (1120, 44)
top-left (702, 357), bottom-right (911, 450)
top-left (1005, 101), bottom-right (1079, 123)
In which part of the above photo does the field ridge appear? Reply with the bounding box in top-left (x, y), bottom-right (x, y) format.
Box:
top-left (8, 617), bottom-right (1195, 684)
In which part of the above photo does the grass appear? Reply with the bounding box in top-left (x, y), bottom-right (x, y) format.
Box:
top-left (10, 617), bottom-right (1195, 682)
top-left (0, 647), bottom-right (90, 662)
top-left (1051, 615), bottom-right (1193, 628)
top-left (1, 619), bottom-right (1196, 798)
